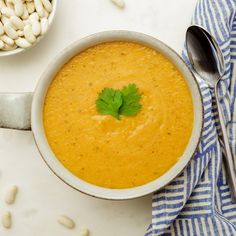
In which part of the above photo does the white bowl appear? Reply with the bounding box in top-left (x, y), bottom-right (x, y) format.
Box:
top-left (0, 0), bottom-right (58, 57)
top-left (30, 31), bottom-right (203, 200)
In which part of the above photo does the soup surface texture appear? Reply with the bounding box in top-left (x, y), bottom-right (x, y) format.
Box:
top-left (43, 41), bottom-right (193, 189)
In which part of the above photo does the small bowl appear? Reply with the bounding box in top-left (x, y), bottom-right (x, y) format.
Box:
top-left (0, 0), bottom-right (58, 57)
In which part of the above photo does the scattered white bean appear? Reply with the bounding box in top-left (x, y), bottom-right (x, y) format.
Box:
top-left (111, 0), bottom-right (125, 9)
top-left (1, 7), bottom-right (15, 17)
top-left (1, 211), bottom-right (12, 229)
top-left (57, 215), bottom-right (75, 229)
top-left (40, 17), bottom-right (47, 35)
top-left (30, 18), bottom-right (40, 35)
top-left (13, 0), bottom-right (24, 17)
top-left (0, 21), bottom-right (4, 35)
top-left (5, 185), bottom-right (18, 204)
top-left (34, 0), bottom-right (44, 17)
top-left (0, 39), bottom-right (4, 48)
top-left (41, 0), bottom-right (51, 13)
top-left (1, 34), bottom-right (14, 45)
top-left (15, 37), bottom-right (31, 48)
top-left (4, 21), bottom-right (18, 39)
top-left (10, 15), bottom-right (24, 29)
top-left (26, 1), bottom-right (34, 13)
top-left (78, 228), bottom-right (90, 236)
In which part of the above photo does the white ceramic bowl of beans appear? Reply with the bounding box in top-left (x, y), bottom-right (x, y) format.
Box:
top-left (0, 0), bottom-right (57, 57)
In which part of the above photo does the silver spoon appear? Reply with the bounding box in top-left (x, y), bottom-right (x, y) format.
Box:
top-left (186, 25), bottom-right (236, 199)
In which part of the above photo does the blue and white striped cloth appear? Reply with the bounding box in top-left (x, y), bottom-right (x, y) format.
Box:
top-left (146, 0), bottom-right (236, 235)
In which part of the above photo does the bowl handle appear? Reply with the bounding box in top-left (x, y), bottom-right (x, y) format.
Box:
top-left (0, 93), bottom-right (33, 130)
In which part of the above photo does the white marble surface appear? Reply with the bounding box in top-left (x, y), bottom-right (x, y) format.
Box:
top-left (0, 0), bottom-right (197, 235)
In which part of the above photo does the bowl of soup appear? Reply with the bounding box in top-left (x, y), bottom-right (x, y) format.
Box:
top-left (0, 31), bottom-right (203, 199)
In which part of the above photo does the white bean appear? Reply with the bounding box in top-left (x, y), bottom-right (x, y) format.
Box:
top-left (42, 8), bottom-right (48, 18)
top-left (6, 2), bottom-right (14, 10)
top-left (1, 15), bottom-right (9, 25)
top-left (13, 0), bottom-right (24, 17)
top-left (1, 211), bottom-right (12, 229)
top-left (23, 19), bottom-right (29, 25)
top-left (34, 0), bottom-right (44, 18)
top-left (29, 12), bottom-right (39, 21)
top-left (4, 22), bottom-right (18, 39)
top-left (0, 0), bottom-right (6, 9)
top-left (3, 43), bottom-right (17, 50)
top-left (40, 17), bottom-right (48, 35)
top-left (0, 39), bottom-right (4, 48)
top-left (5, 185), bottom-right (18, 204)
top-left (0, 21), bottom-right (4, 35)
top-left (10, 15), bottom-right (24, 30)
top-left (15, 37), bottom-right (31, 48)
top-left (21, 4), bottom-right (29, 19)
top-left (79, 228), bottom-right (90, 236)
top-left (3, 17), bottom-right (17, 30)
top-left (41, 0), bottom-right (51, 13)
top-left (1, 7), bottom-right (15, 17)
top-left (111, 0), bottom-right (125, 9)
top-left (30, 18), bottom-right (40, 36)
top-left (26, 1), bottom-right (34, 13)
top-left (17, 30), bottom-right (23, 36)
top-left (1, 34), bottom-right (14, 45)
top-left (23, 24), bottom-right (36, 43)
top-left (57, 215), bottom-right (75, 229)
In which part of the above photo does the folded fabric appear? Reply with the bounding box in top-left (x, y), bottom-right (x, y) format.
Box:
top-left (146, 0), bottom-right (236, 235)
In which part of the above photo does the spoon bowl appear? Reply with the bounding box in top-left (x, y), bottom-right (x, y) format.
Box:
top-left (186, 25), bottom-right (225, 86)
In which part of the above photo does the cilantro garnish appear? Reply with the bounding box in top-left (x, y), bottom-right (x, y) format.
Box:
top-left (96, 88), bottom-right (123, 119)
top-left (96, 83), bottom-right (142, 119)
top-left (119, 84), bottom-right (142, 116)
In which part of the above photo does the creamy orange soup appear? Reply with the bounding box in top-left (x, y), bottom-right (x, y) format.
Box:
top-left (43, 42), bottom-right (193, 189)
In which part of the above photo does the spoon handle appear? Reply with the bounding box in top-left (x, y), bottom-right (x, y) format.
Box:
top-left (215, 87), bottom-right (236, 199)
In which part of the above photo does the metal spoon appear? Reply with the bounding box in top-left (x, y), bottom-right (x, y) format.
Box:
top-left (186, 25), bottom-right (236, 199)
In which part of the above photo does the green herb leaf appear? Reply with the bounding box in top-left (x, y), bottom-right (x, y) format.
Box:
top-left (96, 83), bottom-right (142, 119)
top-left (96, 88), bottom-right (123, 119)
top-left (119, 83), bottom-right (142, 116)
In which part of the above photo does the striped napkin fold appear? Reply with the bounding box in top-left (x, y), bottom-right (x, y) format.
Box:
top-left (146, 0), bottom-right (236, 235)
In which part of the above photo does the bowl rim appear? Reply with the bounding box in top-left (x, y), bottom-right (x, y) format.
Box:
top-left (0, 0), bottom-right (58, 57)
top-left (31, 30), bottom-right (204, 200)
